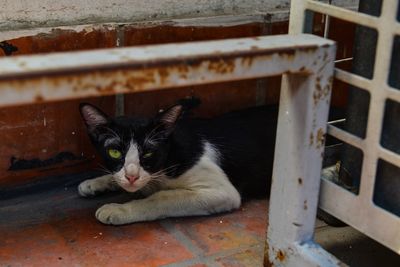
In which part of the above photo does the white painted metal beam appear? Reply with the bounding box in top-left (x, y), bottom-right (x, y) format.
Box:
top-left (0, 34), bottom-right (334, 107)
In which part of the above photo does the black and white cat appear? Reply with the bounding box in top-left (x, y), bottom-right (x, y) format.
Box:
top-left (78, 100), bottom-right (277, 225)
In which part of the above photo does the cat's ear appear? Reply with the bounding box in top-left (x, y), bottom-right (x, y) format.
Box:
top-left (157, 105), bottom-right (183, 130)
top-left (79, 103), bottom-right (109, 130)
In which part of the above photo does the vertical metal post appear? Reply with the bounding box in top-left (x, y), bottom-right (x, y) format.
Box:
top-left (267, 47), bottom-right (338, 266)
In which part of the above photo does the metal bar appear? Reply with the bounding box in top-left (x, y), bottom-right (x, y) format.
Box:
top-left (386, 87), bottom-right (400, 103)
top-left (357, 0), bottom-right (397, 209)
top-left (0, 34), bottom-right (333, 108)
top-left (267, 39), bottom-right (337, 266)
top-left (327, 125), bottom-right (364, 150)
top-left (334, 68), bottom-right (372, 92)
top-left (378, 147), bottom-right (400, 170)
top-left (280, 0), bottom-right (400, 263)
top-left (319, 178), bottom-right (400, 253)
top-left (288, 0), bottom-right (308, 34)
top-left (320, 0), bottom-right (400, 254)
top-left (306, 0), bottom-right (379, 29)
top-left (335, 68), bottom-right (400, 104)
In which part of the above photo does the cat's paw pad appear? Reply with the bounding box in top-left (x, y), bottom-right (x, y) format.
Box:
top-left (78, 180), bottom-right (98, 197)
top-left (95, 203), bottom-right (129, 225)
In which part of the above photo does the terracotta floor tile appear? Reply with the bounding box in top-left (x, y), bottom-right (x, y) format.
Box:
top-left (172, 199), bottom-right (268, 255)
top-left (0, 210), bottom-right (194, 267)
top-left (215, 246), bottom-right (265, 267)
top-left (60, 211), bottom-right (194, 267)
top-left (0, 223), bottom-right (78, 267)
top-left (186, 264), bottom-right (209, 267)
top-left (0, 186), bottom-right (268, 267)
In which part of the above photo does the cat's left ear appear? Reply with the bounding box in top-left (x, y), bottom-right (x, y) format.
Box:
top-left (157, 104), bottom-right (183, 130)
top-left (79, 103), bottom-right (109, 131)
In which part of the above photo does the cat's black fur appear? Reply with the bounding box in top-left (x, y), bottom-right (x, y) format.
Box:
top-left (82, 102), bottom-right (277, 198)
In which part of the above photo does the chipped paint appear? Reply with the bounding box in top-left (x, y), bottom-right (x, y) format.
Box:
top-left (276, 250), bottom-right (286, 262)
top-left (0, 34), bottom-right (334, 108)
top-left (298, 177), bottom-right (303, 185)
top-left (316, 128), bottom-right (326, 149)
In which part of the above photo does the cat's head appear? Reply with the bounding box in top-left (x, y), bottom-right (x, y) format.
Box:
top-left (79, 103), bottom-right (183, 192)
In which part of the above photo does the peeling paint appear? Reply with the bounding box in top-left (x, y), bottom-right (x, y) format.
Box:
top-left (316, 128), bottom-right (326, 149)
top-left (0, 35), bottom-right (335, 107)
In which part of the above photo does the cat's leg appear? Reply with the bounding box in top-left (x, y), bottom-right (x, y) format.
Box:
top-left (78, 174), bottom-right (119, 197)
top-left (95, 160), bottom-right (241, 225)
top-left (95, 186), bottom-right (241, 225)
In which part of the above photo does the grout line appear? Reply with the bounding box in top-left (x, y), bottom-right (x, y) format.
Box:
top-left (161, 257), bottom-right (220, 267)
top-left (161, 243), bottom-right (265, 267)
top-left (160, 220), bottom-right (205, 256)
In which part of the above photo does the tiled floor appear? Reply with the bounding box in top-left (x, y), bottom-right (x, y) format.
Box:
top-left (0, 175), bottom-right (267, 267)
top-left (0, 173), bottom-right (399, 267)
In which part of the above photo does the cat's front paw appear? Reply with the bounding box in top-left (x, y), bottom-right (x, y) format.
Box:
top-left (95, 203), bottom-right (131, 225)
top-left (78, 180), bottom-right (98, 197)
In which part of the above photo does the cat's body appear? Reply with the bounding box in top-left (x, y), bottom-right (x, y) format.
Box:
top-left (79, 102), bottom-right (277, 225)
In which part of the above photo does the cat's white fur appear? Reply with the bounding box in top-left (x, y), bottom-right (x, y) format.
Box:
top-left (112, 142), bottom-right (154, 192)
top-left (78, 142), bottom-right (241, 225)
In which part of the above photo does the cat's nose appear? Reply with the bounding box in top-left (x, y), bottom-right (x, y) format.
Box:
top-left (125, 163), bottom-right (139, 176)
top-left (125, 175), bottom-right (139, 184)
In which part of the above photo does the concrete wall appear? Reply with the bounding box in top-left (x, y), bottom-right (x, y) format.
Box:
top-left (0, 0), bottom-right (291, 31)
top-left (0, 0), bottom-right (359, 31)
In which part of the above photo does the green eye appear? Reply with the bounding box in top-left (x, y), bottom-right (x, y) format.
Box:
top-left (108, 149), bottom-right (122, 159)
top-left (143, 152), bottom-right (153, 158)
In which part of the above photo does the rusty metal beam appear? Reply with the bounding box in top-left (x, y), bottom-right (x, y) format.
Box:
top-left (0, 34), bottom-right (333, 107)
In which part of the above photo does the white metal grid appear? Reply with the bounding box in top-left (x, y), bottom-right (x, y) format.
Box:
top-left (267, 0), bottom-right (400, 266)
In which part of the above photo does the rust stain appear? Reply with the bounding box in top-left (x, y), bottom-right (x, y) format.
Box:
top-left (158, 68), bottom-right (169, 84)
top-left (35, 95), bottom-right (44, 102)
top-left (316, 128), bottom-right (325, 149)
top-left (309, 132), bottom-right (314, 147)
top-left (313, 77), bottom-right (331, 106)
top-left (323, 51), bottom-right (328, 61)
top-left (241, 57), bottom-right (253, 68)
top-left (277, 51), bottom-right (296, 60)
top-left (127, 73), bottom-right (157, 88)
top-left (263, 241), bottom-right (273, 267)
top-left (298, 177), bottom-right (303, 185)
top-left (18, 61), bottom-right (27, 68)
top-left (175, 64), bottom-right (189, 79)
top-left (276, 250), bottom-right (285, 262)
top-left (208, 59), bottom-right (235, 74)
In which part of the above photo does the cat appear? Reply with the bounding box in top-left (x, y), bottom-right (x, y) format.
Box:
top-left (78, 100), bottom-right (278, 225)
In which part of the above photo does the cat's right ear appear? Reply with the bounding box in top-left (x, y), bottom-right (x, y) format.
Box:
top-left (79, 103), bottom-right (109, 131)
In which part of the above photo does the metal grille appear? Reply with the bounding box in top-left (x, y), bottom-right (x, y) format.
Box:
top-left (267, 0), bottom-right (400, 266)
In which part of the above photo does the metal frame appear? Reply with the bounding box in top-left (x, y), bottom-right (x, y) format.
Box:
top-left (0, 34), bottom-right (336, 264)
top-left (267, 1), bottom-right (400, 266)
top-left (0, 35), bottom-right (334, 107)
